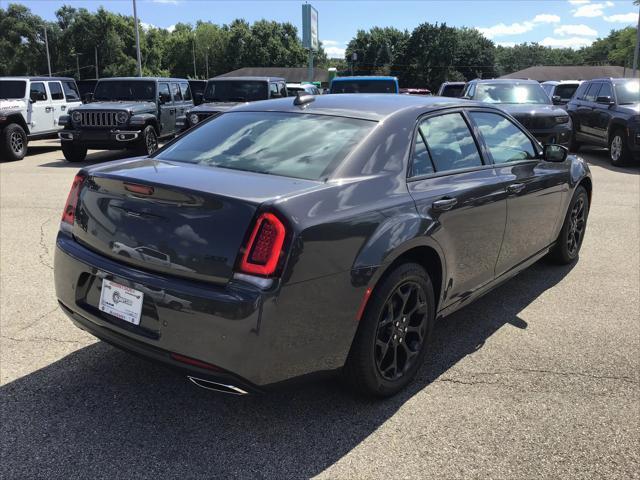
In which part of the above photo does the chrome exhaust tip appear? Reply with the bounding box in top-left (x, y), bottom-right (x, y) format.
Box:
top-left (187, 376), bottom-right (248, 395)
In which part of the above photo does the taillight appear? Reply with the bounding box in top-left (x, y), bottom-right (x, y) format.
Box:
top-left (239, 212), bottom-right (286, 276)
top-left (61, 173), bottom-right (85, 225)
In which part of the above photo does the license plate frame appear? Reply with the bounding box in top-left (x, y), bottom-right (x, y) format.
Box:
top-left (99, 279), bottom-right (144, 326)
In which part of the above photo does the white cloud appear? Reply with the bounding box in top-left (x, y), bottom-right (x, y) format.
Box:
top-left (573, 1), bottom-right (614, 17)
top-left (322, 40), bottom-right (346, 58)
top-left (604, 12), bottom-right (639, 23)
top-left (568, 0), bottom-right (590, 4)
top-left (166, 24), bottom-right (176, 33)
top-left (496, 41), bottom-right (517, 47)
top-left (140, 22), bottom-right (156, 30)
top-left (554, 24), bottom-right (598, 36)
top-left (532, 14), bottom-right (561, 23)
top-left (540, 36), bottom-right (595, 48)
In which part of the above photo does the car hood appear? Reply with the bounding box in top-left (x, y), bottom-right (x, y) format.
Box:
top-left (76, 101), bottom-right (156, 113)
top-left (191, 101), bottom-right (247, 114)
top-left (0, 99), bottom-right (26, 112)
top-left (616, 103), bottom-right (640, 114)
top-left (496, 103), bottom-right (567, 117)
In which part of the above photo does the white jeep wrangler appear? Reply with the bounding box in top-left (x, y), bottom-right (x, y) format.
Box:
top-left (0, 77), bottom-right (82, 161)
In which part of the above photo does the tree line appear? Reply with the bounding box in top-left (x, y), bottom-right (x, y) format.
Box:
top-left (1, 3), bottom-right (637, 90)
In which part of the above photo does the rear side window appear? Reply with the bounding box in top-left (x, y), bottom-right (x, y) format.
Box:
top-left (156, 111), bottom-right (376, 180)
top-left (179, 83), bottom-right (192, 101)
top-left (269, 83), bottom-right (279, 98)
top-left (30, 82), bottom-right (47, 100)
top-left (158, 83), bottom-right (171, 102)
top-left (410, 132), bottom-right (435, 177)
top-left (574, 82), bottom-right (589, 100)
top-left (48, 82), bottom-right (64, 100)
top-left (171, 83), bottom-right (182, 101)
top-left (584, 83), bottom-right (601, 102)
top-left (418, 113), bottom-right (482, 172)
top-left (62, 81), bottom-right (80, 101)
top-left (470, 111), bottom-right (536, 164)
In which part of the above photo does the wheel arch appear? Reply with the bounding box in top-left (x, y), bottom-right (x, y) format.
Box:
top-left (578, 176), bottom-right (593, 206)
top-left (1, 114), bottom-right (29, 134)
top-left (607, 120), bottom-right (627, 144)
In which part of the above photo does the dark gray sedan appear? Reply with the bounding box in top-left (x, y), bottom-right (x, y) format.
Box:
top-left (54, 94), bottom-right (592, 397)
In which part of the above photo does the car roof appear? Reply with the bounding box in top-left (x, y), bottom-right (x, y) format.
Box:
top-left (1, 76), bottom-right (76, 82)
top-left (331, 76), bottom-right (398, 82)
top-left (441, 82), bottom-right (466, 86)
top-left (542, 80), bottom-right (581, 84)
top-left (229, 93), bottom-right (485, 121)
top-left (96, 77), bottom-right (189, 82)
top-left (589, 77), bottom-right (639, 82)
top-left (471, 78), bottom-right (539, 84)
top-left (210, 76), bottom-right (285, 82)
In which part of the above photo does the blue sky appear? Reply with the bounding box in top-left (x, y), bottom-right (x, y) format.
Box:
top-left (7, 0), bottom-right (640, 56)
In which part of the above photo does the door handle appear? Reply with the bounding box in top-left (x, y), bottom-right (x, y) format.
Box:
top-left (169, 109), bottom-right (175, 115)
top-left (432, 197), bottom-right (458, 211)
top-left (61, 105), bottom-right (66, 111)
top-left (507, 183), bottom-right (526, 194)
top-left (45, 107), bottom-right (53, 112)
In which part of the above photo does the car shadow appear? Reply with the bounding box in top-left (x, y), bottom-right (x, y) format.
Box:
top-left (579, 146), bottom-right (640, 175)
top-left (39, 149), bottom-right (139, 168)
top-left (0, 260), bottom-right (574, 478)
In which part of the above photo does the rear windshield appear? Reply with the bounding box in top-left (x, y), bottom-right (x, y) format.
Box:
top-left (0, 80), bottom-right (27, 99)
top-left (614, 80), bottom-right (639, 105)
top-left (204, 81), bottom-right (268, 102)
top-left (474, 83), bottom-right (551, 104)
top-left (155, 111), bottom-right (376, 180)
top-left (441, 85), bottom-right (464, 97)
top-left (93, 80), bottom-right (156, 101)
top-left (331, 80), bottom-right (397, 94)
top-left (554, 83), bottom-right (580, 100)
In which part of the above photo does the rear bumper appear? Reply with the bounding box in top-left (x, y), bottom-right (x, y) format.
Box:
top-left (58, 128), bottom-right (143, 150)
top-left (54, 232), bottom-right (361, 389)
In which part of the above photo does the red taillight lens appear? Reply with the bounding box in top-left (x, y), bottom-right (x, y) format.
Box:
top-left (61, 174), bottom-right (85, 225)
top-left (239, 213), bottom-right (286, 276)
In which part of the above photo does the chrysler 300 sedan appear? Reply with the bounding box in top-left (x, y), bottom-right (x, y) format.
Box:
top-left (54, 94), bottom-right (592, 397)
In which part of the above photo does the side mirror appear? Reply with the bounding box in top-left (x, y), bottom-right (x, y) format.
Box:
top-left (159, 93), bottom-right (170, 104)
top-left (543, 144), bottom-right (568, 163)
top-left (30, 92), bottom-right (39, 103)
top-left (552, 95), bottom-right (562, 105)
top-left (596, 95), bottom-right (614, 105)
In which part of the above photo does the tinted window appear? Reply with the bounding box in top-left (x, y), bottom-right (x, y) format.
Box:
top-left (584, 83), bottom-right (601, 102)
top-left (279, 83), bottom-right (287, 97)
top-left (330, 80), bottom-right (397, 94)
top-left (93, 80), bottom-right (156, 101)
top-left (555, 83), bottom-right (579, 100)
top-left (204, 80), bottom-right (268, 102)
top-left (179, 83), bottom-right (192, 101)
top-left (419, 113), bottom-right (482, 172)
top-left (441, 84), bottom-right (464, 97)
top-left (269, 83), bottom-right (279, 98)
top-left (410, 132), bottom-right (435, 176)
top-left (30, 82), bottom-right (47, 100)
top-left (48, 82), bottom-right (64, 100)
top-left (614, 80), bottom-right (639, 104)
top-left (474, 83), bottom-right (550, 104)
top-left (158, 83), bottom-right (171, 102)
top-left (597, 82), bottom-right (613, 100)
top-left (574, 82), bottom-right (589, 100)
top-left (62, 81), bottom-right (80, 101)
top-left (156, 112), bottom-right (376, 180)
top-left (171, 82), bottom-right (182, 101)
top-left (0, 80), bottom-right (26, 99)
top-left (542, 84), bottom-right (553, 95)
top-left (470, 111), bottom-right (536, 164)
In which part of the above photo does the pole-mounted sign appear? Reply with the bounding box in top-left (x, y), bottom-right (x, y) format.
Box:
top-left (302, 4), bottom-right (319, 52)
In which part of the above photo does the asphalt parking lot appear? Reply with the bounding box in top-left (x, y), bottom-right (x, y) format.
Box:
top-left (1, 139), bottom-right (638, 479)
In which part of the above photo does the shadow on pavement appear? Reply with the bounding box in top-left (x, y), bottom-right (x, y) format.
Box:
top-left (39, 149), bottom-right (139, 168)
top-left (0, 260), bottom-right (574, 478)
top-left (579, 146), bottom-right (640, 175)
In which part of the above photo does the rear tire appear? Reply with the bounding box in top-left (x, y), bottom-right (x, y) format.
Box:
top-left (1, 123), bottom-right (27, 161)
top-left (62, 143), bottom-right (87, 162)
top-left (549, 185), bottom-right (589, 265)
top-left (136, 125), bottom-right (158, 156)
top-left (609, 129), bottom-right (630, 167)
top-left (342, 262), bottom-right (435, 397)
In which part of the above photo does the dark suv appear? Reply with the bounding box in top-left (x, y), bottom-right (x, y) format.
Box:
top-left (177, 76), bottom-right (287, 132)
top-left (463, 79), bottom-right (572, 147)
top-left (436, 81), bottom-right (466, 98)
top-left (566, 78), bottom-right (640, 166)
top-left (59, 77), bottom-right (193, 162)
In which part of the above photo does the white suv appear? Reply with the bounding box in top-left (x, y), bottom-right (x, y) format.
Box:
top-left (0, 77), bottom-right (82, 161)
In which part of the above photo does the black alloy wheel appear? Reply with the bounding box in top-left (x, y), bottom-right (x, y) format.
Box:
top-left (549, 185), bottom-right (589, 264)
top-left (1, 124), bottom-right (27, 161)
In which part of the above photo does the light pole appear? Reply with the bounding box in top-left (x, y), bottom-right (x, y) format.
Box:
top-left (192, 34), bottom-right (197, 78)
top-left (72, 52), bottom-right (84, 80)
top-left (43, 26), bottom-right (52, 77)
top-left (132, 0), bottom-right (142, 76)
top-left (632, 4), bottom-right (639, 78)
top-left (205, 47), bottom-right (209, 79)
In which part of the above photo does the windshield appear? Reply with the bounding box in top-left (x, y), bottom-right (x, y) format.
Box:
top-left (93, 80), bottom-right (156, 101)
top-left (614, 80), bottom-right (640, 105)
top-left (0, 81), bottom-right (27, 100)
top-left (554, 84), bottom-right (580, 100)
top-left (441, 85), bottom-right (464, 97)
top-left (203, 81), bottom-right (268, 102)
top-left (475, 83), bottom-right (551, 104)
top-left (330, 80), bottom-right (397, 94)
top-left (156, 112), bottom-right (376, 180)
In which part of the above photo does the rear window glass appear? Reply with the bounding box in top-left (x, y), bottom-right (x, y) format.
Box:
top-left (554, 84), bottom-right (579, 100)
top-left (331, 80), bottom-right (397, 94)
top-left (0, 80), bottom-right (26, 99)
top-left (156, 112), bottom-right (376, 180)
top-left (441, 84), bottom-right (464, 97)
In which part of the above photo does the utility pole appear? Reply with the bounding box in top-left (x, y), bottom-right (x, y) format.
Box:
top-left (632, 4), bottom-right (640, 78)
top-left (95, 46), bottom-right (99, 79)
top-left (132, 0), bottom-right (142, 76)
top-left (72, 52), bottom-right (84, 80)
top-left (192, 34), bottom-right (197, 78)
top-left (43, 26), bottom-right (52, 77)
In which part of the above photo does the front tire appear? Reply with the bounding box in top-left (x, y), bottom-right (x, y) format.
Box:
top-left (343, 262), bottom-right (435, 397)
top-left (137, 125), bottom-right (158, 156)
top-left (609, 129), bottom-right (630, 166)
top-left (549, 185), bottom-right (589, 265)
top-left (61, 143), bottom-right (88, 162)
top-left (1, 123), bottom-right (27, 161)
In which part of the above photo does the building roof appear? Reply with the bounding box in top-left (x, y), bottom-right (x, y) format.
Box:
top-left (1, 76), bottom-right (76, 82)
top-left (499, 65), bottom-right (637, 82)
top-left (217, 67), bottom-right (329, 83)
top-left (331, 76), bottom-right (398, 83)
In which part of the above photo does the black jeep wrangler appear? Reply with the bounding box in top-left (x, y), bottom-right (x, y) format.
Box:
top-left (177, 76), bottom-right (287, 132)
top-left (59, 77), bottom-right (193, 162)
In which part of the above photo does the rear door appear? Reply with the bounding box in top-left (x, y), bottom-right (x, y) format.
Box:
top-left (590, 81), bottom-right (614, 142)
top-left (580, 82), bottom-right (602, 137)
top-left (47, 81), bottom-right (67, 131)
top-left (28, 81), bottom-right (53, 134)
top-left (468, 110), bottom-right (567, 276)
top-left (171, 82), bottom-right (187, 133)
top-left (158, 82), bottom-right (174, 136)
top-left (407, 110), bottom-right (508, 308)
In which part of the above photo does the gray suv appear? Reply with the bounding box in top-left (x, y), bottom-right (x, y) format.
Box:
top-left (463, 79), bottom-right (572, 147)
top-left (59, 77), bottom-right (193, 162)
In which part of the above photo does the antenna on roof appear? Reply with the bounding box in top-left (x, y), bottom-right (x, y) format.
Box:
top-left (293, 91), bottom-right (315, 106)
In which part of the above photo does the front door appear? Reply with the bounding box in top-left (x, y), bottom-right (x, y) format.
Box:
top-left (28, 82), bottom-right (53, 134)
top-left (407, 111), bottom-right (508, 308)
top-left (158, 82), bottom-right (175, 136)
top-left (590, 81), bottom-right (614, 143)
